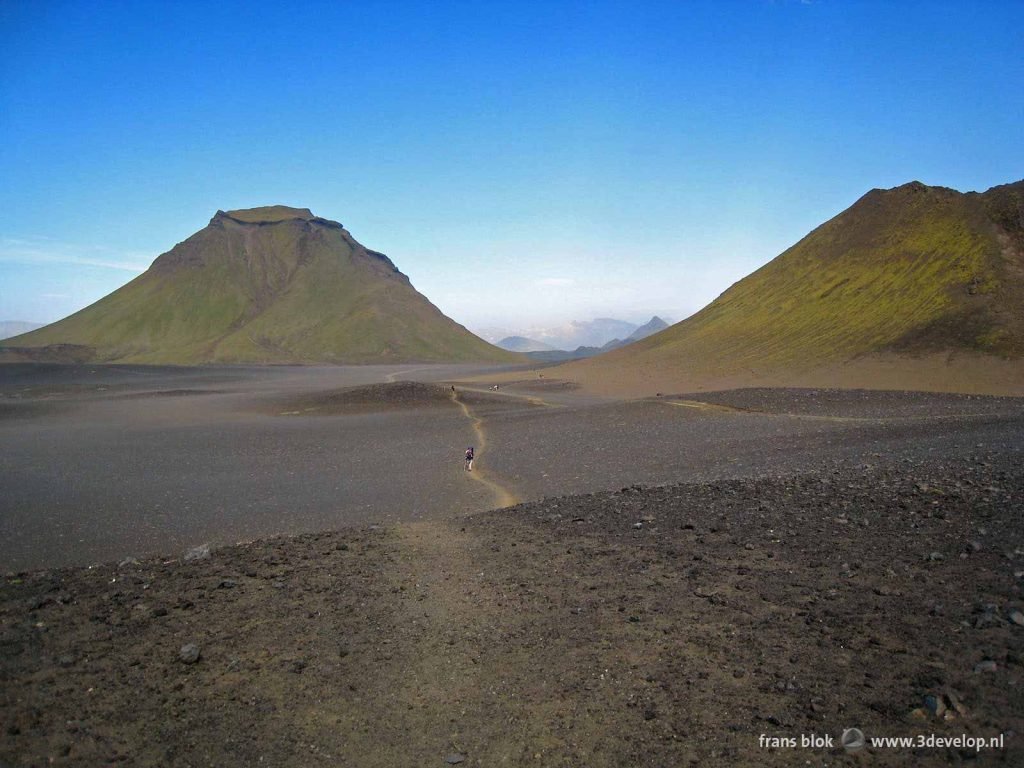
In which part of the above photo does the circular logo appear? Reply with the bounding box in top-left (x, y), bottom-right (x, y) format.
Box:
top-left (841, 727), bottom-right (866, 752)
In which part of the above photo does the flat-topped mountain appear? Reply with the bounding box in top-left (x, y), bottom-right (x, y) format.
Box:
top-left (3, 207), bottom-right (518, 365)
top-left (560, 180), bottom-right (1024, 395)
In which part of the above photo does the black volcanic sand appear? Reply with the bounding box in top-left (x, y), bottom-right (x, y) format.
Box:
top-left (675, 387), bottom-right (1024, 419)
top-left (1, 364), bottom-right (526, 571)
top-left (2, 365), bottom-right (1023, 576)
top-left (265, 381), bottom-right (458, 415)
top-left (476, 391), bottom-right (1024, 503)
top-left (2, 366), bottom-right (1024, 766)
top-left (2, 455), bottom-right (1022, 767)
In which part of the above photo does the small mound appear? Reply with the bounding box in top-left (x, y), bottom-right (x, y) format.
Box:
top-left (269, 381), bottom-right (455, 415)
top-left (455, 390), bottom-right (545, 413)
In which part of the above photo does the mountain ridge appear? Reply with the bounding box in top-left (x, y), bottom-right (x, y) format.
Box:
top-left (555, 179), bottom-right (1024, 395)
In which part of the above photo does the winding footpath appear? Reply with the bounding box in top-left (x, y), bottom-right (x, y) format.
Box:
top-left (448, 388), bottom-right (520, 509)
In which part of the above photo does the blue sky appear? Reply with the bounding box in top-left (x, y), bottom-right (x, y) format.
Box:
top-left (1, 0), bottom-right (1022, 333)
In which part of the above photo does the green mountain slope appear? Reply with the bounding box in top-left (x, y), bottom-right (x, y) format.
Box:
top-left (4, 207), bottom-right (519, 364)
top-left (564, 179), bottom-right (1024, 385)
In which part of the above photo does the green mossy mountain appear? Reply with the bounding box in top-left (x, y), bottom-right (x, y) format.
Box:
top-left (5, 207), bottom-right (518, 364)
top-left (570, 179), bottom-right (1024, 378)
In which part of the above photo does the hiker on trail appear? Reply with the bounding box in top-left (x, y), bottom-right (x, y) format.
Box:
top-left (464, 446), bottom-right (474, 471)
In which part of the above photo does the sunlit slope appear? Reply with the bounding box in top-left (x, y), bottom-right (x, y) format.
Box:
top-left (566, 180), bottom-right (1024, 382)
top-left (6, 208), bottom-right (518, 364)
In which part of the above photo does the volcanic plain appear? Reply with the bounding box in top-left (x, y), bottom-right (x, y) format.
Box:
top-left (2, 363), bottom-right (1023, 766)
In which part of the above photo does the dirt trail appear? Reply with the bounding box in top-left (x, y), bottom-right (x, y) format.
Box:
top-left (455, 385), bottom-right (556, 409)
top-left (662, 399), bottom-right (747, 414)
top-left (659, 398), bottom-right (1006, 424)
top-left (661, 398), bottom-right (871, 423)
top-left (450, 388), bottom-right (520, 509)
top-left (386, 520), bottom-right (504, 759)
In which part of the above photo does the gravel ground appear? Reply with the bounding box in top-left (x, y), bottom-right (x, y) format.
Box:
top-left (675, 388), bottom-right (1024, 419)
top-left (2, 454), bottom-right (1021, 767)
top-left (479, 394), bottom-right (1024, 502)
top-left (1, 366), bottom-right (516, 571)
top-left (2, 367), bottom-right (1023, 766)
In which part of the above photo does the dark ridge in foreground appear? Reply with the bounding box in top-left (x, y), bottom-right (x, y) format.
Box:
top-left (2, 456), bottom-right (1021, 766)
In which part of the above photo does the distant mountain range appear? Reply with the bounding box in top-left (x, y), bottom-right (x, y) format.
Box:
top-left (0, 321), bottom-right (43, 340)
top-left (494, 315), bottom-right (671, 357)
top-left (499, 316), bottom-right (671, 362)
top-left (1, 207), bottom-right (518, 365)
top-left (559, 180), bottom-right (1024, 394)
top-left (544, 318), bottom-right (640, 350)
top-left (625, 316), bottom-right (670, 342)
top-left (495, 336), bottom-right (558, 353)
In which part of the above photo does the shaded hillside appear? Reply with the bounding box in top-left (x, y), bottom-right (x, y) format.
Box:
top-left (562, 180), bottom-right (1024, 390)
top-left (3, 207), bottom-right (518, 365)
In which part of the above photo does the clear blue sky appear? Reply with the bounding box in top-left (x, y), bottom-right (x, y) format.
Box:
top-left (1, 0), bottom-right (1022, 333)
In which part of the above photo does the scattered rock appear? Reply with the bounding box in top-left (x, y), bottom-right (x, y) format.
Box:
top-left (974, 608), bottom-right (1001, 629)
top-left (1008, 609), bottom-right (1024, 627)
top-left (179, 644), bottom-right (201, 664)
top-left (184, 544), bottom-right (211, 562)
top-left (26, 594), bottom-right (52, 611)
top-left (973, 659), bottom-right (997, 673)
top-left (445, 754), bottom-right (465, 765)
